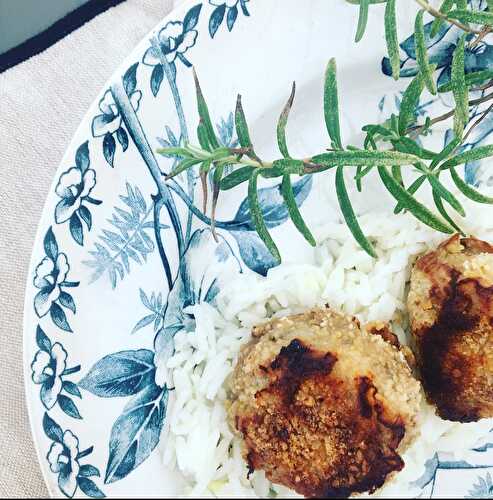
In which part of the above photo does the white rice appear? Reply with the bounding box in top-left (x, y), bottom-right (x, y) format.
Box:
top-left (162, 177), bottom-right (493, 498)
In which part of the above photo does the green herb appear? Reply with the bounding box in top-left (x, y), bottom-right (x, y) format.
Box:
top-left (415, 10), bottom-right (437, 94)
top-left (155, 1), bottom-right (493, 261)
top-left (385, 0), bottom-right (400, 80)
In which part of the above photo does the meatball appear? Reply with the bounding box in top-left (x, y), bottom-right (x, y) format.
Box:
top-left (408, 234), bottom-right (493, 422)
top-left (227, 307), bottom-right (421, 498)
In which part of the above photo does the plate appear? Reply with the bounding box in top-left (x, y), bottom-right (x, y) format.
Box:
top-left (23, 0), bottom-right (493, 497)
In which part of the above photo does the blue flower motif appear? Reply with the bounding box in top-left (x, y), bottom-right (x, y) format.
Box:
top-left (34, 254), bottom-right (69, 318)
top-left (47, 430), bottom-right (80, 498)
top-left (34, 228), bottom-right (78, 331)
top-left (55, 167), bottom-right (96, 224)
top-left (54, 141), bottom-right (101, 245)
top-left (143, 21), bottom-right (198, 68)
top-left (31, 342), bottom-right (67, 409)
top-left (91, 89), bottom-right (141, 138)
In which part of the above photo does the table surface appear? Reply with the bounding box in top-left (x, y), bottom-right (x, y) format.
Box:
top-left (0, 0), bottom-right (88, 54)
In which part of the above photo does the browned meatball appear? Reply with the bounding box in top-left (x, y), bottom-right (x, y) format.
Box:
top-left (408, 234), bottom-right (493, 422)
top-left (227, 307), bottom-right (421, 498)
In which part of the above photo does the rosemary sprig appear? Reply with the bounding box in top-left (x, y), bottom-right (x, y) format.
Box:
top-left (156, 0), bottom-right (493, 262)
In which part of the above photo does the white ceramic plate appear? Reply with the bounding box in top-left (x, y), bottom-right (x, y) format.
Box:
top-left (23, 0), bottom-right (493, 497)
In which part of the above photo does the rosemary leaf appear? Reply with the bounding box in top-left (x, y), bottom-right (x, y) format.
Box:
top-left (220, 166), bottom-right (255, 190)
top-left (193, 69), bottom-right (220, 149)
top-left (335, 166), bottom-right (377, 257)
top-left (426, 173), bottom-right (466, 216)
top-left (450, 167), bottom-right (493, 203)
top-left (355, 165), bottom-right (373, 191)
top-left (277, 82), bottom-right (296, 158)
top-left (430, 137), bottom-right (461, 170)
top-left (451, 34), bottom-right (468, 137)
top-left (378, 166), bottom-right (453, 233)
top-left (431, 0), bottom-right (455, 37)
top-left (394, 175), bottom-right (427, 214)
top-left (440, 144), bottom-right (493, 169)
top-left (156, 147), bottom-right (194, 158)
top-left (197, 120), bottom-right (211, 151)
top-left (312, 150), bottom-right (420, 167)
top-left (438, 69), bottom-right (493, 93)
top-left (281, 175), bottom-right (316, 246)
top-left (391, 136), bottom-right (436, 160)
top-left (398, 73), bottom-right (425, 135)
top-left (324, 58), bottom-right (343, 150)
top-left (248, 170), bottom-right (281, 262)
top-left (235, 95), bottom-right (252, 148)
top-left (167, 158), bottom-right (201, 179)
top-left (355, 165), bottom-right (373, 180)
top-left (415, 10), bottom-right (437, 95)
top-left (362, 124), bottom-right (395, 138)
top-left (391, 165), bottom-right (403, 185)
top-left (355, 0), bottom-right (370, 42)
top-left (448, 9), bottom-right (493, 25)
top-left (432, 189), bottom-right (465, 235)
top-left (385, 0), bottom-right (400, 80)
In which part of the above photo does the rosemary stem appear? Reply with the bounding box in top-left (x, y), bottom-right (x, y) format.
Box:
top-left (413, 0), bottom-right (480, 34)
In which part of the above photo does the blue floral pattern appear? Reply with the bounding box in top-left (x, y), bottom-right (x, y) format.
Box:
top-left (54, 141), bottom-right (101, 245)
top-left (25, 1), bottom-right (493, 498)
top-left (43, 413), bottom-right (104, 498)
top-left (33, 228), bottom-right (78, 332)
top-left (31, 326), bottom-right (82, 418)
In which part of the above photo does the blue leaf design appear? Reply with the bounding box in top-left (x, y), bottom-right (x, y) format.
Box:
top-left (50, 302), bottom-right (72, 332)
top-left (209, 4), bottom-right (226, 38)
top-left (227, 5), bottom-right (238, 31)
top-left (103, 133), bottom-right (116, 167)
top-left (77, 446), bottom-right (94, 459)
top-left (116, 127), bottom-right (129, 152)
top-left (43, 412), bottom-right (63, 443)
top-left (58, 394), bottom-right (82, 419)
top-left (78, 464), bottom-right (100, 477)
top-left (232, 175), bottom-right (312, 230)
top-left (240, 0), bottom-right (250, 16)
top-left (75, 141), bottom-right (90, 173)
top-left (44, 227), bottom-right (58, 261)
top-left (69, 212), bottom-right (84, 245)
top-left (84, 183), bottom-right (154, 287)
top-left (104, 384), bottom-right (168, 483)
top-left (150, 64), bottom-right (164, 97)
top-left (132, 314), bottom-right (157, 334)
top-left (79, 349), bottom-right (155, 397)
top-left (78, 477), bottom-right (106, 499)
top-left (123, 62), bottom-right (138, 95)
top-left (400, 21), bottom-right (452, 60)
top-left (59, 291), bottom-right (76, 314)
top-left (63, 380), bottom-right (82, 398)
top-left (79, 205), bottom-right (92, 230)
top-left (78, 464), bottom-right (100, 478)
top-left (36, 325), bottom-right (51, 352)
top-left (183, 3), bottom-right (202, 31)
top-left (230, 230), bottom-right (278, 276)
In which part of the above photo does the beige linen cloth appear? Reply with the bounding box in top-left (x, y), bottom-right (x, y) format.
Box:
top-left (0, 1), bottom-right (176, 496)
